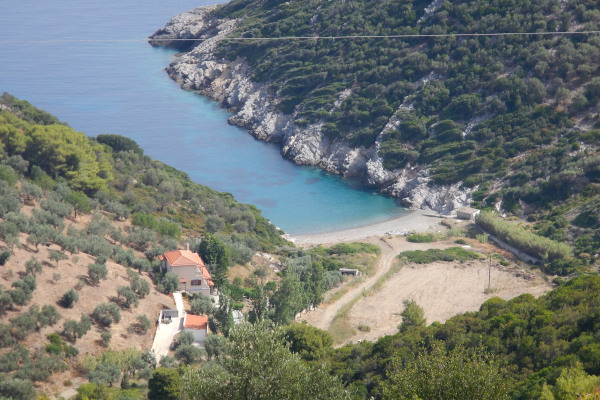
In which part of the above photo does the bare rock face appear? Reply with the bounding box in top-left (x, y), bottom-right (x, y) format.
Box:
top-left (149, 6), bottom-right (474, 213)
top-left (148, 5), bottom-right (222, 48)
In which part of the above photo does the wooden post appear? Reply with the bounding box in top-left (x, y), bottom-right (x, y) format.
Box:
top-left (488, 254), bottom-right (492, 290)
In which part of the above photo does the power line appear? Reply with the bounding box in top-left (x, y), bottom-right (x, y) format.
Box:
top-left (1, 30), bottom-right (600, 44)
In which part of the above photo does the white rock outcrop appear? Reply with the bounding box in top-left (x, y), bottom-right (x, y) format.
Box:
top-left (149, 6), bottom-right (474, 213)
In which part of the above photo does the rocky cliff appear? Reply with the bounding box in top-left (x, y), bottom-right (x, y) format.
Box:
top-left (149, 6), bottom-right (473, 213)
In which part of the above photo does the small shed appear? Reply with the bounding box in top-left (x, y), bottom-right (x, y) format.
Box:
top-left (159, 309), bottom-right (179, 324)
top-left (456, 206), bottom-right (480, 221)
top-left (183, 314), bottom-right (208, 342)
top-left (339, 268), bottom-right (362, 277)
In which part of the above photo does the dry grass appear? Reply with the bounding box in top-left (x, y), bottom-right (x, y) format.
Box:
top-left (0, 224), bottom-right (175, 397)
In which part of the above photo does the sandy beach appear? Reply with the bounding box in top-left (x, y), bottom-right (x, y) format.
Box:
top-left (289, 209), bottom-right (448, 246)
top-left (292, 210), bottom-right (553, 346)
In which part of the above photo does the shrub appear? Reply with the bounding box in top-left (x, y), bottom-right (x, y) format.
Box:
top-left (100, 331), bottom-right (112, 347)
top-left (175, 344), bottom-right (204, 365)
top-left (25, 257), bottom-right (42, 276)
top-left (96, 134), bottom-right (142, 154)
top-left (63, 315), bottom-right (91, 341)
top-left (190, 296), bottom-right (214, 315)
top-left (0, 250), bottom-right (10, 266)
top-left (400, 247), bottom-right (482, 264)
top-left (87, 263), bottom-right (108, 284)
top-left (49, 250), bottom-right (68, 267)
top-left (60, 289), bottom-right (79, 308)
top-left (91, 303), bottom-right (121, 327)
top-left (406, 233), bottom-right (436, 243)
top-left (117, 286), bottom-right (139, 308)
top-left (159, 272), bottom-right (179, 294)
top-left (475, 211), bottom-right (573, 261)
top-left (326, 242), bottom-right (381, 255)
top-left (136, 315), bottom-right (151, 333)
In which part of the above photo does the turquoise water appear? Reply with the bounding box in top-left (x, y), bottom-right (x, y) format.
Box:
top-left (0, 1), bottom-right (407, 235)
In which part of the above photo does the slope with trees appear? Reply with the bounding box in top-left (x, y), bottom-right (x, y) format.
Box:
top-left (152, 0), bottom-right (600, 267)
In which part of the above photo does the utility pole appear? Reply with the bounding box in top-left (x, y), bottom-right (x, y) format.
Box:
top-left (488, 254), bottom-right (492, 290)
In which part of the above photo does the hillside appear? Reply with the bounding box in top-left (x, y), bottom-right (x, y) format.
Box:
top-left (2, 95), bottom-right (599, 399)
top-left (149, 0), bottom-right (600, 266)
top-left (0, 94), bottom-right (293, 398)
top-left (0, 95), bottom-right (393, 398)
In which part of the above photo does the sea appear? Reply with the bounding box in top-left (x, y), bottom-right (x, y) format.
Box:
top-left (0, 0), bottom-right (407, 235)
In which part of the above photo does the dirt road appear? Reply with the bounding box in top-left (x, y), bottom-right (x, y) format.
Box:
top-left (299, 236), bottom-right (553, 345)
top-left (299, 236), bottom-right (451, 331)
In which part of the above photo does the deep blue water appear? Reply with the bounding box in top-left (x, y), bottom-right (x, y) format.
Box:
top-left (0, 1), bottom-right (407, 235)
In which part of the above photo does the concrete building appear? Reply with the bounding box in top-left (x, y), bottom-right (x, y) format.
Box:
top-left (456, 206), bottom-right (480, 221)
top-left (183, 314), bottom-right (208, 342)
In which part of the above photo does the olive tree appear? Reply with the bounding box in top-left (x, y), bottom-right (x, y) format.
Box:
top-left (182, 321), bottom-right (345, 400)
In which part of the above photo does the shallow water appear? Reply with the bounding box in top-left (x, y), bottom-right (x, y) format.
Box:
top-left (0, 0), bottom-right (407, 235)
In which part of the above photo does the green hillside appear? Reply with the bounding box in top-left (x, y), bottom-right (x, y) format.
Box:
top-left (328, 275), bottom-right (600, 399)
top-left (167, 0), bottom-right (600, 269)
top-left (0, 92), bottom-right (288, 253)
top-left (0, 95), bottom-right (383, 398)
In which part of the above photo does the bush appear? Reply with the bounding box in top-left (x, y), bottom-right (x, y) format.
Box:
top-left (476, 211), bottom-right (573, 261)
top-left (0, 250), bottom-right (10, 266)
top-left (159, 272), bottom-right (179, 294)
top-left (400, 247), bottom-right (482, 264)
top-left (174, 344), bottom-right (204, 365)
top-left (118, 286), bottom-right (139, 308)
top-left (100, 331), bottom-right (112, 347)
top-left (190, 296), bottom-right (214, 315)
top-left (406, 233), bottom-right (436, 243)
top-left (60, 289), bottom-right (79, 308)
top-left (87, 263), bottom-right (108, 284)
top-left (136, 315), bottom-right (152, 333)
top-left (91, 303), bottom-right (121, 327)
top-left (326, 242), bottom-right (381, 255)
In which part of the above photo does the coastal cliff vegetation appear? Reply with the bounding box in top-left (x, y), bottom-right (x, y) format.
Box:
top-left (153, 0), bottom-right (600, 270)
top-left (211, 0), bottom-right (600, 182)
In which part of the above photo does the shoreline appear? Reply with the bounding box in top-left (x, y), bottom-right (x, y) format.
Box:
top-left (287, 209), bottom-right (450, 246)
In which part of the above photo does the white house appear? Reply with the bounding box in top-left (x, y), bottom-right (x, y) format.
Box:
top-left (183, 314), bottom-right (208, 342)
top-left (158, 249), bottom-right (214, 296)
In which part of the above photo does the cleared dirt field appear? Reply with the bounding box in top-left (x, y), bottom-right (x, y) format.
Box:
top-left (299, 233), bottom-right (553, 346)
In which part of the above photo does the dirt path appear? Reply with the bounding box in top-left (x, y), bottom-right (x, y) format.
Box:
top-left (299, 236), bottom-right (553, 345)
top-left (299, 236), bottom-right (451, 331)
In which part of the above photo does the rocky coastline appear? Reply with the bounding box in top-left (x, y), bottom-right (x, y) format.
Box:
top-left (149, 5), bottom-right (474, 214)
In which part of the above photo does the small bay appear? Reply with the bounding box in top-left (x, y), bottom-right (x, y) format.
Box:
top-left (0, 0), bottom-right (407, 235)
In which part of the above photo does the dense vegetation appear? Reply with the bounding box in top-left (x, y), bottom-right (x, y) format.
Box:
top-left (0, 92), bottom-right (288, 252)
top-left (326, 275), bottom-right (600, 399)
top-left (2, 92), bottom-right (599, 398)
top-left (177, 0), bottom-right (600, 264)
top-left (476, 211), bottom-right (573, 262)
top-left (211, 0), bottom-right (600, 179)
top-left (399, 246), bottom-right (481, 264)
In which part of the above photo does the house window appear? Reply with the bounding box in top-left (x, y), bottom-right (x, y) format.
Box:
top-left (191, 280), bottom-right (201, 286)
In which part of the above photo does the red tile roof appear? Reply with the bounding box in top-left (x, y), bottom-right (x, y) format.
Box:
top-left (162, 249), bottom-right (214, 287)
top-left (185, 314), bottom-right (208, 330)
top-left (163, 250), bottom-right (205, 267)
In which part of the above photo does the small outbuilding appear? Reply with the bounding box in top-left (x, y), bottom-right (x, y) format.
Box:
top-left (339, 268), bottom-right (362, 277)
top-left (456, 206), bottom-right (480, 221)
top-left (183, 314), bottom-right (208, 343)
